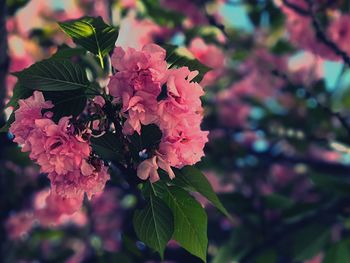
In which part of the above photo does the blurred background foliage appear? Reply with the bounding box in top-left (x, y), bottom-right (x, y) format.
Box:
top-left (2, 0), bottom-right (350, 262)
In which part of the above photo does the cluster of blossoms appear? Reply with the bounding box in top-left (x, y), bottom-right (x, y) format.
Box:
top-left (276, 0), bottom-right (350, 60)
top-left (189, 37), bottom-right (226, 86)
top-left (108, 44), bottom-right (208, 182)
top-left (9, 91), bottom-right (110, 212)
top-left (217, 46), bottom-right (324, 128)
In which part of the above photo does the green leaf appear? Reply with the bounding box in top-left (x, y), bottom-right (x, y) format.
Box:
top-left (133, 193), bottom-right (174, 258)
top-left (323, 240), bottom-right (350, 263)
top-left (1, 84), bottom-right (29, 133)
top-left (263, 193), bottom-right (294, 210)
top-left (58, 16), bottom-right (118, 68)
top-left (173, 166), bottom-right (230, 218)
top-left (5, 83), bottom-right (33, 108)
top-left (51, 45), bottom-right (86, 59)
top-left (282, 202), bottom-right (321, 222)
top-left (310, 174), bottom-right (350, 196)
top-left (291, 224), bottom-right (330, 261)
top-left (256, 250), bottom-right (277, 263)
top-left (155, 184), bottom-right (208, 262)
top-left (91, 132), bottom-right (124, 162)
top-left (271, 39), bottom-right (295, 55)
top-left (13, 59), bottom-right (89, 91)
top-left (142, 0), bottom-right (184, 26)
top-left (163, 45), bottom-right (211, 83)
top-left (43, 89), bottom-right (87, 121)
top-left (0, 112), bottom-right (15, 133)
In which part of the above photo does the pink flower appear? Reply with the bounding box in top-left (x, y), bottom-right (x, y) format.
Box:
top-left (109, 44), bottom-right (167, 134)
top-left (110, 44), bottom-right (208, 181)
top-left (34, 190), bottom-right (86, 226)
top-left (189, 37), bottom-right (226, 86)
top-left (5, 211), bottom-right (35, 240)
top-left (328, 15), bottom-right (350, 57)
top-left (48, 159), bottom-right (110, 200)
top-left (157, 67), bottom-right (204, 130)
top-left (28, 117), bottom-right (90, 175)
top-left (137, 156), bottom-right (160, 183)
top-left (217, 95), bottom-right (251, 128)
top-left (91, 189), bottom-right (123, 252)
top-left (277, 0), bottom-right (340, 60)
top-left (9, 91), bottom-right (53, 150)
top-left (189, 38), bottom-right (225, 69)
top-left (137, 155), bottom-right (175, 183)
top-left (159, 124), bottom-right (208, 168)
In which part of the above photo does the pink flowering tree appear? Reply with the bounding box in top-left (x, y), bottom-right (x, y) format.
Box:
top-left (4, 0), bottom-right (350, 263)
top-left (1, 9), bottom-right (228, 261)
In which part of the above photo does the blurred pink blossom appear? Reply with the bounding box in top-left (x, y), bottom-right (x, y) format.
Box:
top-left (189, 37), bottom-right (226, 86)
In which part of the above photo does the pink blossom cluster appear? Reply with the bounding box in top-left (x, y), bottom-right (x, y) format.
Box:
top-left (108, 44), bottom-right (208, 182)
top-left (189, 37), bottom-right (226, 86)
top-left (91, 188), bottom-right (124, 252)
top-left (9, 91), bottom-right (110, 211)
top-left (277, 0), bottom-right (350, 60)
top-left (217, 49), bottom-right (288, 127)
top-left (6, 188), bottom-right (87, 240)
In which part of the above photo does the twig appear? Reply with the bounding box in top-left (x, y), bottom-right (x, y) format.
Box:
top-left (240, 197), bottom-right (350, 262)
top-left (0, 0), bottom-right (9, 256)
top-left (305, 0), bottom-right (350, 67)
top-left (0, 2), bottom-right (9, 127)
top-left (272, 69), bottom-right (350, 137)
top-left (205, 13), bottom-right (229, 39)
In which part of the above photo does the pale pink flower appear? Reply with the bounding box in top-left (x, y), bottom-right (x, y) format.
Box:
top-left (5, 211), bottom-right (35, 240)
top-left (34, 190), bottom-right (86, 226)
top-left (189, 37), bottom-right (226, 86)
top-left (137, 155), bottom-right (175, 183)
top-left (91, 189), bottom-right (123, 252)
top-left (109, 44), bottom-right (167, 134)
top-left (159, 124), bottom-right (209, 168)
top-left (48, 159), bottom-right (110, 200)
top-left (277, 0), bottom-right (339, 60)
top-left (9, 91), bottom-right (53, 150)
top-left (157, 67), bottom-right (204, 130)
top-left (217, 90), bottom-right (251, 128)
top-left (137, 156), bottom-right (160, 183)
top-left (110, 44), bottom-right (208, 181)
top-left (28, 117), bottom-right (90, 175)
top-left (328, 15), bottom-right (350, 57)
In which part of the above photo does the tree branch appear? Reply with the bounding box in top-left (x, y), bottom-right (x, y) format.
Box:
top-left (306, 0), bottom-right (350, 67)
top-left (0, 2), bottom-right (9, 127)
top-left (0, 0), bottom-right (9, 255)
top-left (272, 69), bottom-right (350, 137)
top-left (240, 197), bottom-right (350, 262)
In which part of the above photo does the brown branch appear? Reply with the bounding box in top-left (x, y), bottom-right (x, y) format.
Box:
top-left (306, 0), bottom-right (350, 67)
top-left (240, 197), bottom-right (350, 263)
top-left (272, 69), bottom-right (350, 137)
top-left (0, 1), bottom-right (9, 127)
top-left (0, 0), bottom-right (9, 254)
